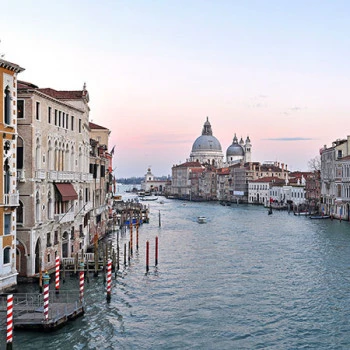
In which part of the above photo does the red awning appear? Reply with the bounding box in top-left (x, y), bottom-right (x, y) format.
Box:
top-left (55, 183), bottom-right (78, 201)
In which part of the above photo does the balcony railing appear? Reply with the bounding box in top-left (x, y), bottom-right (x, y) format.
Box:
top-left (54, 211), bottom-right (75, 223)
top-left (17, 169), bottom-right (26, 182)
top-left (95, 205), bottom-right (107, 215)
top-left (4, 193), bottom-right (19, 206)
top-left (35, 170), bottom-right (46, 180)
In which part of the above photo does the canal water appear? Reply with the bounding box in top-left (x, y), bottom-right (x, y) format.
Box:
top-left (4, 198), bottom-right (350, 349)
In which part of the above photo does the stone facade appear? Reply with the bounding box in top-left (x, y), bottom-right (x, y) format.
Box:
top-left (0, 59), bottom-right (24, 291)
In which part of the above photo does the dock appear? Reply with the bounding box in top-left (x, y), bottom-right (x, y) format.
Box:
top-left (0, 291), bottom-right (84, 331)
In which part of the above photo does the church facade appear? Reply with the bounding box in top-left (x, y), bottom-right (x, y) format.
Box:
top-left (189, 117), bottom-right (252, 167)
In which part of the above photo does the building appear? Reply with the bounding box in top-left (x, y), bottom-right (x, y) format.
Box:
top-left (320, 137), bottom-right (350, 217)
top-left (0, 59), bottom-right (24, 291)
top-left (141, 167), bottom-right (170, 194)
top-left (189, 117), bottom-right (224, 167)
top-left (16, 81), bottom-right (93, 277)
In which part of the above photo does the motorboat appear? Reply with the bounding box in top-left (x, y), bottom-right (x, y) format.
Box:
top-left (197, 216), bottom-right (207, 224)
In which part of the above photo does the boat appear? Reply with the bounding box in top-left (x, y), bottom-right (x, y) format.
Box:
top-left (197, 216), bottom-right (207, 224)
top-left (139, 196), bottom-right (158, 201)
top-left (309, 215), bottom-right (330, 219)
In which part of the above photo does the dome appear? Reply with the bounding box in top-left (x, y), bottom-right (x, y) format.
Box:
top-left (191, 135), bottom-right (222, 152)
top-left (226, 143), bottom-right (244, 156)
top-left (191, 117), bottom-right (222, 152)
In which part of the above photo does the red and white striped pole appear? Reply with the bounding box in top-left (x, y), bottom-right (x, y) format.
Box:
top-left (55, 256), bottom-right (60, 294)
top-left (106, 259), bottom-right (112, 301)
top-left (6, 294), bottom-right (13, 349)
top-left (79, 262), bottom-right (85, 303)
top-left (43, 273), bottom-right (50, 321)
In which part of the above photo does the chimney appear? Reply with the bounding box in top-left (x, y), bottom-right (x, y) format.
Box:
top-left (281, 163), bottom-right (284, 170)
top-left (285, 164), bottom-right (288, 171)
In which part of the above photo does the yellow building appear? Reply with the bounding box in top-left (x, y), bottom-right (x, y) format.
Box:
top-left (0, 59), bottom-right (24, 291)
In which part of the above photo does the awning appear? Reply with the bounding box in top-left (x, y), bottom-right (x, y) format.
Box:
top-left (54, 183), bottom-right (78, 201)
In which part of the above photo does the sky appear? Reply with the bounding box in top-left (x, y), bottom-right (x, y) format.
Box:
top-left (1, 1), bottom-right (350, 178)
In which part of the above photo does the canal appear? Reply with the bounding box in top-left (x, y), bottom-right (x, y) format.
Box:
top-left (3, 197), bottom-right (350, 349)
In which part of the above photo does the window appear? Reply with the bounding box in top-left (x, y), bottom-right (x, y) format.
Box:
top-left (47, 254), bottom-right (51, 263)
top-left (59, 111), bottom-right (61, 127)
top-left (54, 109), bottom-right (58, 125)
top-left (79, 119), bottom-right (82, 133)
top-left (4, 86), bottom-right (11, 124)
top-left (66, 114), bottom-right (69, 129)
top-left (48, 107), bottom-right (52, 124)
top-left (17, 201), bottom-right (24, 224)
top-left (4, 214), bottom-right (11, 235)
top-left (17, 137), bottom-right (24, 170)
top-left (3, 247), bottom-right (10, 264)
top-left (17, 99), bottom-right (24, 118)
top-left (54, 231), bottom-right (59, 245)
top-left (71, 116), bottom-right (74, 131)
top-left (62, 112), bottom-right (65, 128)
top-left (47, 232), bottom-right (51, 247)
top-left (36, 101), bottom-right (40, 120)
top-left (4, 158), bottom-right (10, 194)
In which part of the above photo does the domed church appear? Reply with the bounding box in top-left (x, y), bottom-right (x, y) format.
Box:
top-left (189, 117), bottom-right (252, 167)
top-left (189, 117), bottom-right (224, 167)
top-left (226, 133), bottom-right (251, 165)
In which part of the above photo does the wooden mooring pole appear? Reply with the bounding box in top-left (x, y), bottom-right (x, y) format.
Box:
top-left (155, 236), bottom-right (158, 266)
top-left (146, 241), bottom-right (149, 273)
top-left (6, 294), bottom-right (13, 350)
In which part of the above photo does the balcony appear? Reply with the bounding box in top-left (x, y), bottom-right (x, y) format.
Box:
top-left (35, 170), bottom-right (46, 180)
top-left (17, 169), bottom-right (26, 182)
top-left (54, 211), bottom-right (75, 223)
top-left (4, 193), bottom-right (19, 206)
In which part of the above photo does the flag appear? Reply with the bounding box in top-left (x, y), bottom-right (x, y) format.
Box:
top-left (110, 145), bottom-right (115, 156)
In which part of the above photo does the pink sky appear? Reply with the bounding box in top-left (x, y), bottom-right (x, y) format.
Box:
top-left (1, 1), bottom-right (350, 177)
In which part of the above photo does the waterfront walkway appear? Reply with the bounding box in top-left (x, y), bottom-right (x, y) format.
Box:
top-left (0, 291), bottom-right (84, 331)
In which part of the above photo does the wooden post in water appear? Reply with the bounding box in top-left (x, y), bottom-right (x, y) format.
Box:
top-left (94, 236), bottom-right (99, 277)
top-left (103, 243), bottom-right (107, 284)
top-left (106, 259), bottom-right (112, 302)
top-left (124, 243), bottom-right (127, 266)
top-left (128, 241), bottom-right (131, 263)
top-left (112, 248), bottom-right (116, 273)
top-left (6, 294), bottom-right (13, 350)
top-left (43, 272), bottom-right (50, 321)
top-left (136, 224), bottom-right (139, 251)
top-left (55, 255), bottom-right (60, 294)
top-left (146, 240), bottom-right (149, 273)
top-left (85, 254), bottom-right (90, 283)
top-left (155, 236), bottom-right (158, 266)
top-left (79, 262), bottom-right (85, 303)
top-left (159, 210), bottom-right (161, 227)
top-left (130, 227), bottom-right (133, 256)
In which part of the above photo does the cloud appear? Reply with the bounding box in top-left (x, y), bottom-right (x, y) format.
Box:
top-left (247, 95), bottom-right (268, 108)
top-left (263, 137), bottom-right (314, 141)
top-left (282, 106), bottom-right (307, 116)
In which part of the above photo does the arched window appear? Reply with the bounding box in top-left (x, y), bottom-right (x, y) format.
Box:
top-left (47, 140), bottom-right (52, 171)
top-left (3, 247), bottom-right (11, 264)
top-left (47, 191), bottom-right (53, 220)
top-left (17, 200), bottom-right (24, 224)
top-left (35, 138), bottom-right (41, 169)
top-left (4, 86), bottom-right (11, 124)
top-left (4, 158), bottom-right (10, 194)
top-left (54, 141), bottom-right (58, 171)
top-left (71, 145), bottom-right (75, 171)
top-left (35, 192), bottom-right (41, 222)
top-left (17, 137), bottom-right (24, 169)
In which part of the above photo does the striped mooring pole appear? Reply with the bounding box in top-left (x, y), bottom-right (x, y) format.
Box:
top-left (79, 262), bottom-right (85, 303)
top-left (106, 259), bottom-right (112, 301)
top-left (43, 272), bottom-right (50, 321)
top-left (6, 294), bottom-right (13, 350)
top-left (55, 255), bottom-right (60, 294)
